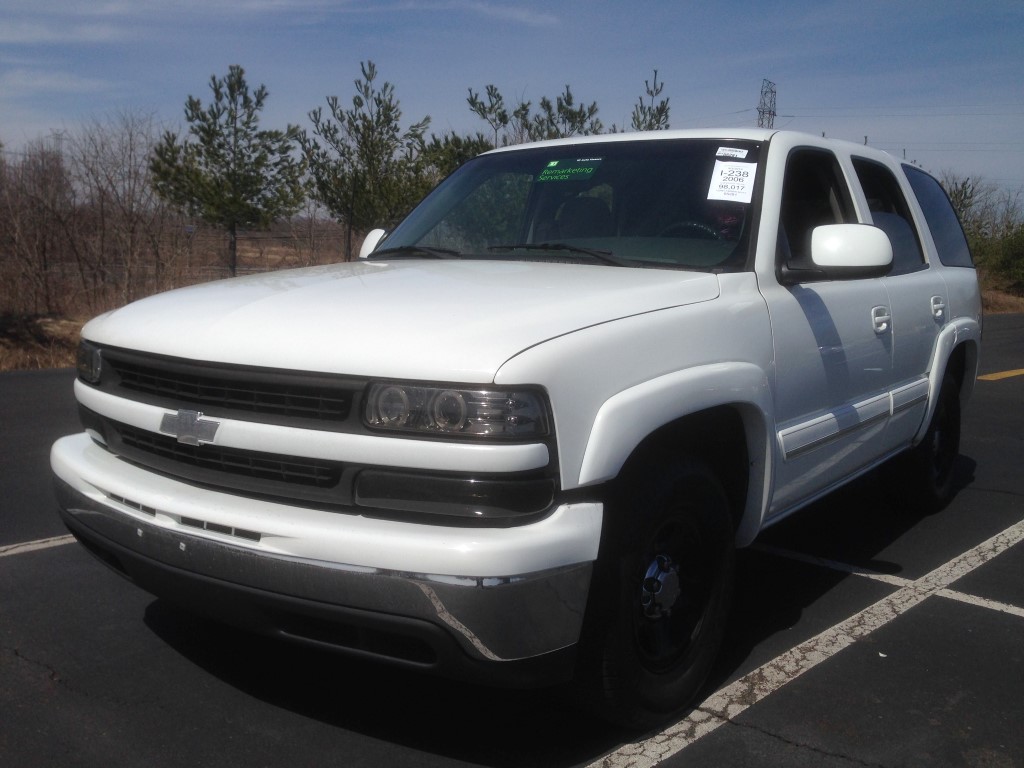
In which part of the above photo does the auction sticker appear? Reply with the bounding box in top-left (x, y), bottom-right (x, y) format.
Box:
top-left (708, 160), bottom-right (756, 203)
top-left (716, 146), bottom-right (748, 159)
top-left (537, 158), bottom-right (603, 182)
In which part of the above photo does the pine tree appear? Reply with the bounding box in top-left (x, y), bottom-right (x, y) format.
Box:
top-left (302, 61), bottom-right (430, 258)
top-left (150, 65), bottom-right (305, 276)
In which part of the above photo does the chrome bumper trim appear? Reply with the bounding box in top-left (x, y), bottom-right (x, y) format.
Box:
top-left (54, 477), bottom-right (592, 664)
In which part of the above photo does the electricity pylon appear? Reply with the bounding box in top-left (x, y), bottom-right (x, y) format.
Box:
top-left (757, 79), bottom-right (776, 129)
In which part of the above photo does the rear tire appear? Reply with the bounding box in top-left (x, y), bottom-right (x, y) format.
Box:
top-left (585, 457), bottom-right (734, 729)
top-left (895, 372), bottom-right (962, 513)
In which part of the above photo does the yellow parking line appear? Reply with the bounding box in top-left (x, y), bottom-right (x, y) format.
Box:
top-left (978, 369), bottom-right (1024, 382)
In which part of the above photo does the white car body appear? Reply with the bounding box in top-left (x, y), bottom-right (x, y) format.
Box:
top-left (52, 129), bottom-right (982, 708)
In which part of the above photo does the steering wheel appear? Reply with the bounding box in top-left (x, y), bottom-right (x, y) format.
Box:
top-left (658, 221), bottom-right (721, 240)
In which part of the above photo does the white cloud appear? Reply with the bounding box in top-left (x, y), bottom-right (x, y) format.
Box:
top-left (0, 21), bottom-right (124, 44)
top-left (456, 1), bottom-right (558, 27)
top-left (0, 68), bottom-right (112, 97)
top-left (290, 0), bottom-right (559, 27)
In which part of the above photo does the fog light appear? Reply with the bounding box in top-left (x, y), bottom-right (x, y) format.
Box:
top-left (76, 340), bottom-right (102, 384)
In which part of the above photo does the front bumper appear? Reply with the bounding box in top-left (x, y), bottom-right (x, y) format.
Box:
top-left (51, 433), bottom-right (602, 685)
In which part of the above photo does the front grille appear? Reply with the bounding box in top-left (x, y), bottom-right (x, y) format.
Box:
top-left (81, 408), bottom-right (556, 525)
top-left (80, 346), bottom-right (559, 526)
top-left (102, 349), bottom-right (356, 424)
top-left (117, 423), bottom-right (342, 489)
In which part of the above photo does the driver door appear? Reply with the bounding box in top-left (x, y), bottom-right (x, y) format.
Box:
top-left (761, 148), bottom-right (894, 514)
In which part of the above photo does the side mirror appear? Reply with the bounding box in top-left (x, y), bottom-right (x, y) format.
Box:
top-left (358, 228), bottom-right (387, 259)
top-left (811, 224), bottom-right (892, 275)
top-left (781, 224), bottom-right (892, 284)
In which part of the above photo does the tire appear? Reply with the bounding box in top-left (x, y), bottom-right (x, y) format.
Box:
top-left (896, 372), bottom-right (962, 513)
top-left (584, 456), bottom-right (735, 729)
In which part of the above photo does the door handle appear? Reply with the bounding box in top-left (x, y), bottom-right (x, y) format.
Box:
top-left (930, 295), bottom-right (947, 321)
top-left (872, 305), bottom-right (892, 334)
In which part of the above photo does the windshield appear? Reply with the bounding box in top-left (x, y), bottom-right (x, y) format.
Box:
top-left (380, 138), bottom-right (761, 271)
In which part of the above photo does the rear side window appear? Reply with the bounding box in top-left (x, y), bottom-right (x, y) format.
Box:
top-left (852, 158), bottom-right (925, 276)
top-left (903, 165), bottom-right (974, 268)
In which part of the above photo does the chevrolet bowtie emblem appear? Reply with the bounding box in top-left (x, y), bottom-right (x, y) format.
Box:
top-left (159, 409), bottom-right (220, 446)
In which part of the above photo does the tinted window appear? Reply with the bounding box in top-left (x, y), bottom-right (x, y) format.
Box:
top-left (903, 164), bottom-right (974, 268)
top-left (853, 158), bottom-right (925, 275)
top-left (777, 149), bottom-right (855, 268)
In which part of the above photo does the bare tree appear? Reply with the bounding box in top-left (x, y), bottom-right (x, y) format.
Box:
top-left (941, 171), bottom-right (1024, 292)
top-left (0, 136), bottom-right (75, 314)
top-left (941, 171), bottom-right (1022, 241)
top-left (69, 110), bottom-right (177, 305)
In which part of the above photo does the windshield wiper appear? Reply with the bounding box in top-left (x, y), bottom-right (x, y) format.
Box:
top-left (487, 243), bottom-right (628, 267)
top-left (369, 245), bottom-right (462, 260)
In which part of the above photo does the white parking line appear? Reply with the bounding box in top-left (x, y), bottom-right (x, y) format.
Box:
top-left (7, 520), bottom-right (1023, 767)
top-left (937, 588), bottom-right (1024, 619)
top-left (751, 543), bottom-right (914, 588)
top-left (0, 534), bottom-right (75, 559)
top-left (587, 517), bottom-right (1024, 768)
top-left (755, 542), bottom-right (1024, 619)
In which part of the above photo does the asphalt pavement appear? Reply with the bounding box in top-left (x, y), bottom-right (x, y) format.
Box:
top-left (2, 314), bottom-right (1022, 768)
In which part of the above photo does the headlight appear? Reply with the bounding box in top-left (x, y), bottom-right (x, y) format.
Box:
top-left (76, 340), bottom-right (102, 384)
top-left (364, 382), bottom-right (549, 439)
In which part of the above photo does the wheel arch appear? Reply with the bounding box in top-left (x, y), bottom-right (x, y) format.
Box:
top-left (916, 317), bottom-right (981, 444)
top-left (577, 363), bottom-right (774, 546)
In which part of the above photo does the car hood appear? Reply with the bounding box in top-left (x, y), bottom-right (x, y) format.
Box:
top-left (83, 260), bottom-right (720, 382)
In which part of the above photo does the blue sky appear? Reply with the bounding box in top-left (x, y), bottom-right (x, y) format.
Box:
top-left (2, 0), bottom-right (1022, 189)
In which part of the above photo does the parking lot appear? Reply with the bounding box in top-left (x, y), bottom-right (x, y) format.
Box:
top-left (2, 314), bottom-right (1022, 767)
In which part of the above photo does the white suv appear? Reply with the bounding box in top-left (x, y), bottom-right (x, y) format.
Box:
top-left (52, 129), bottom-right (981, 726)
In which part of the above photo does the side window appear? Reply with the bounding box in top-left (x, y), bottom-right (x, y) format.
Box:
top-left (903, 165), bottom-right (974, 268)
top-left (853, 158), bottom-right (925, 275)
top-left (778, 149), bottom-right (855, 267)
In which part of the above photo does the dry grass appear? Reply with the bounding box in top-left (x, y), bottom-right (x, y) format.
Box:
top-left (981, 288), bottom-right (1024, 314)
top-left (0, 314), bottom-right (83, 371)
top-left (0, 224), bottom-right (348, 372)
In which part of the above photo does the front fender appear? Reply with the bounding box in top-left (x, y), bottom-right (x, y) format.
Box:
top-left (577, 362), bottom-right (775, 546)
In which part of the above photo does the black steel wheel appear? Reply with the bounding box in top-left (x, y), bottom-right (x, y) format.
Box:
top-left (586, 456), bottom-right (734, 728)
top-left (895, 372), bottom-right (962, 513)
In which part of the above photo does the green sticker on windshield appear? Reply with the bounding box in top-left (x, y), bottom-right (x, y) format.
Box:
top-left (537, 158), bottom-right (603, 182)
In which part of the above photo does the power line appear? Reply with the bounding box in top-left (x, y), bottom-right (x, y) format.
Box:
top-left (782, 112), bottom-right (1024, 119)
top-left (784, 103), bottom-right (1023, 111)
